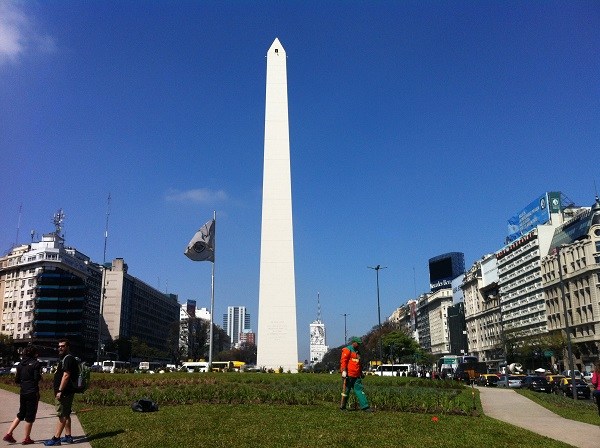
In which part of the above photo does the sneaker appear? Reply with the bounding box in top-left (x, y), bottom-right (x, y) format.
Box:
top-left (361, 407), bottom-right (374, 412)
top-left (3, 433), bottom-right (17, 443)
top-left (22, 437), bottom-right (35, 445)
top-left (60, 435), bottom-right (74, 444)
top-left (43, 437), bottom-right (61, 446)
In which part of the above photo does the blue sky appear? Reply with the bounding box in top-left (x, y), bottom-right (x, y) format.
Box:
top-left (1, 1), bottom-right (598, 361)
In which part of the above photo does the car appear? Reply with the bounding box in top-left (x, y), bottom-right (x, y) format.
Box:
top-left (498, 374), bottom-right (524, 388)
top-left (583, 371), bottom-right (593, 382)
top-left (561, 369), bottom-right (582, 379)
top-left (546, 374), bottom-right (566, 393)
top-left (521, 375), bottom-right (551, 393)
top-left (477, 374), bottom-right (499, 387)
top-left (556, 377), bottom-right (590, 399)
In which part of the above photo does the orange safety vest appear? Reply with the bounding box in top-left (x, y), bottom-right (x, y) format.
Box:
top-left (340, 345), bottom-right (362, 378)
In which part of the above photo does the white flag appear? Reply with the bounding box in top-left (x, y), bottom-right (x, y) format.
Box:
top-left (185, 219), bottom-right (215, 262)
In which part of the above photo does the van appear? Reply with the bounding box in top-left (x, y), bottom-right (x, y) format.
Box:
top-left (561, 370), bottom-right (582, 379)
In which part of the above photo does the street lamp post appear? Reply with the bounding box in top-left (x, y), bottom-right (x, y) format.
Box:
top-left (341, 313), bottom-right (350, 344)
top-left (368, 265), bottom-right (386, 364)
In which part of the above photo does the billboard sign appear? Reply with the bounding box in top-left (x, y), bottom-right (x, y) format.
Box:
top-left (506, 192), bottom-right (560, 242)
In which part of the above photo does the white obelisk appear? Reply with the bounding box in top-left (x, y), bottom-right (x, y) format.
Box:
top-left (257, 38), bottom-right (298, 372)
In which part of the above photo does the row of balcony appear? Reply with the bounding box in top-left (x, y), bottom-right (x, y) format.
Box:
top-left (497, 240), bottom-right (538, 270)
top-left (503, 313), bottom-right (546, 330)
top-left (499, 268), bottom-right (540, 292)
top-left (498, 259), bottom-right (540, 287)
top-left (501, 292), bottom-right (544, 310)
top-left (500, 280), bottom-right (543, 300)
top-left (503, 303), bottom-right (546, 321)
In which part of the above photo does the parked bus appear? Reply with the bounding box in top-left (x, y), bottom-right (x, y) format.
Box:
top-left (374, 364), bottom-right (413, 376)
top-left (102, 360), bottom-right (131, 373)
top-left (210, 361), bottom-right (234, 372)
top-left (180, 361), bottom-right (209, 373)
top-left (138, 361), bottom-right (163, 372)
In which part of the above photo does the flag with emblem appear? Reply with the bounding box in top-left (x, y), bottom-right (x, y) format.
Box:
top-left (184, 219), bottom-right (215, 262)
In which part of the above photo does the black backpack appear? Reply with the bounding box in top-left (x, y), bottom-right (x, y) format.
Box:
top-left (131, 398), bottom-right (159, 412)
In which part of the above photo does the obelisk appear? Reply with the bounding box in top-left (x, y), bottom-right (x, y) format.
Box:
top-left (257, 38), bottom-right (298, 372)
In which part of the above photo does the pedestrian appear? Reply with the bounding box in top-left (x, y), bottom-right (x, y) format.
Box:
top-left (3, 346), bottom-right (42, 445)
top-left (44, 339), bottom-right (78, 446)
top-left (592, 360), bottom-right (600, 416)
top-left (339, 337), bottom-right (372, 412)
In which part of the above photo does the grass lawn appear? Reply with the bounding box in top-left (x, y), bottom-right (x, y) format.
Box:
top-left (517, 388), bottom-right (600, 425)
top-left (0, 373), bottom-right (577, 447)
top-left (76, 402), bottom-right (574, 448)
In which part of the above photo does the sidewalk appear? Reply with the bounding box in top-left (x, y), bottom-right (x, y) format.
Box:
top-left (0, 389), bottom-right (91, 447)
top-left (477, 386), bottom-right (600, 448)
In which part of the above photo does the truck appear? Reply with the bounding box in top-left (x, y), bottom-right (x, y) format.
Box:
top-left (454, 361), bottom-right (488, 383)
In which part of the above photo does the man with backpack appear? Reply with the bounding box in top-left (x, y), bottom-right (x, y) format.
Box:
top-left (44, 339), bottom-right (78, 446)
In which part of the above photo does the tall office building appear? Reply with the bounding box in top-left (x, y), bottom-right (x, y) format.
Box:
top-left (102, 258), bottom-right (180, 354)
top-left (0, 212), bottom-right (102, 361)
top-left (257, 38), bottom-right (298, 372)
top-left (223, 306), bottom-right (251, 348)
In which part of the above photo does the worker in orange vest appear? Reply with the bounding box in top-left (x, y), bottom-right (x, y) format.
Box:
top-left (339, 337), bottom-right (371, 411)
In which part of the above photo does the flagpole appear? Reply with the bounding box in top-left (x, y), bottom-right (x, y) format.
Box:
top-left (208, 210), bottom-right (216, 371)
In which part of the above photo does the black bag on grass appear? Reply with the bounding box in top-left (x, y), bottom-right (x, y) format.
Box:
top-left (131, 398), bottom-right (158, 412)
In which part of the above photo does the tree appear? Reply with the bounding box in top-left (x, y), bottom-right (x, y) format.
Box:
top-left (314, 346), bottom-right (343, 373)
top-left (0, 334), bottom-right (16, 365)
top-left (381, 331), bottom-right (422, 363)
top-left (216, 343), bottom-right (257, 365)
top-left (211, 324), bottom-right (230, 356)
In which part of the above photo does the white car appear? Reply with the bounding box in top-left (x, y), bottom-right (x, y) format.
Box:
top-left (10, 362), bottom-right (20, 374)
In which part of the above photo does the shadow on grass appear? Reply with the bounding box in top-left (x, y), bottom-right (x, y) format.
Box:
top-left (85, 429), bottom-right (125, 441)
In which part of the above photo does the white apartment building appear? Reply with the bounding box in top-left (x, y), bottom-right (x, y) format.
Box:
top-left (0, 232), bottom-right (101, 358)
top-left (428, 288), bottom-right (453, 355)
top-left (462, 254), bottom-right (501, 363)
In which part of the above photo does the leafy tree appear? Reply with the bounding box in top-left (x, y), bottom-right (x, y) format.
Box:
top-left (0, 334), bottom-right (17, 365)
top-left (381, 330), bottom-right (421, 363)
top-left (216, 343), bottom-right (257, 364)
top-left (314, 346), bottom-right (343, 373)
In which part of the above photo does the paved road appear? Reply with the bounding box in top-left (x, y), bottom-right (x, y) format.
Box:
top-left (478, 386), bottom-right (600, 448)
top-left (0, 389), bottom-right (91, 447)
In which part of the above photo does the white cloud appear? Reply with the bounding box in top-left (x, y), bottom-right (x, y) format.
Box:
top-left (165, 188), bottom-right (228, 204)
top-left (0, 1), bottom-right (56, 65)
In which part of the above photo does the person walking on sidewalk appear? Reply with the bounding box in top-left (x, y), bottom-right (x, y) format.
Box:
top-left (339, 337), bottom-right (372, 412)
top-left (44, 339), bottom-right (78, 446)
top-left (2, 345), bottom-right (42, 445)
top-left (592, 360), bottom-right (600, 416)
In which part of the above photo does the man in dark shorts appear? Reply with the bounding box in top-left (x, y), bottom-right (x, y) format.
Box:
top-left (3, 345), bottom-right (42, 445)
top-left (44, 339), bottom-right (78, 446)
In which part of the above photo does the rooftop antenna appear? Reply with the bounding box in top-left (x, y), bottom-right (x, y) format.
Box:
top-left (53, 209), bottom-right (65, 237)
top-left (316, 292), bottom-right (322, 323)
top-left (15, 203), bottom-right (22, 247)
top-left (30, 230), bottom-right (35, 243)
top-left (103, 193), bottom-right (111, 264)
